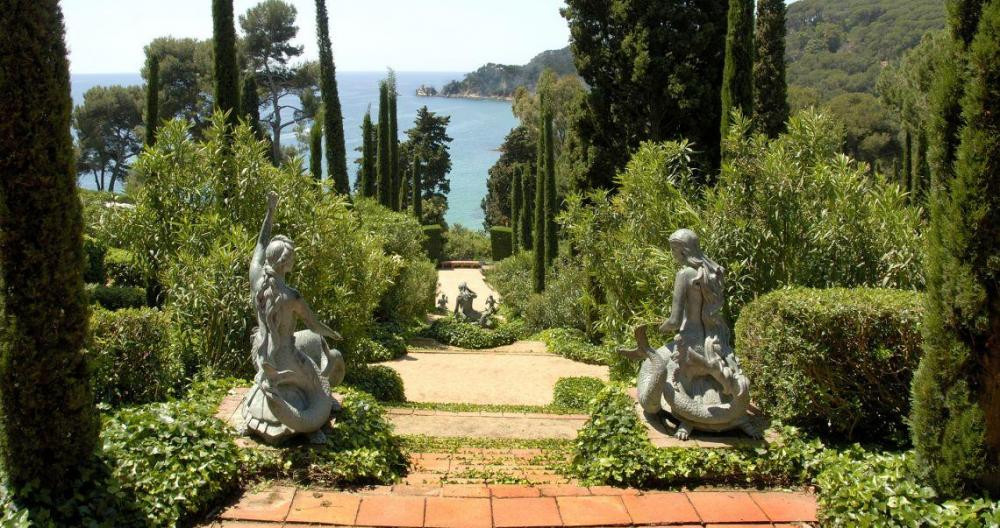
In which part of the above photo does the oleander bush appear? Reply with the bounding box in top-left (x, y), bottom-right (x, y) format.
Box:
top-left (442, 225), bottom-right (491, 261)
top-left (736, 287), bottom-right (923, 445)
top-left (552, 376), bottom-right (605, 411)
top-left (418, 317), bottom-right (519, 349)
top-left (86, 284), bottom-right (146, 311)
top-left (89, 307), bottom-right (181, 406)
top-left (344, 364), bottom-right (406, 403)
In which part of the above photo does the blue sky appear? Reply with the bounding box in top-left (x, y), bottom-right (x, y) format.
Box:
top-left (63, 0), bottom-right (572, 74)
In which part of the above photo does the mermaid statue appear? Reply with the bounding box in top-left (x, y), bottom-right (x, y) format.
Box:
top-left (621, 229), bottom-right (760, 440)
top-left (240, 192), bottom-right (346, 445)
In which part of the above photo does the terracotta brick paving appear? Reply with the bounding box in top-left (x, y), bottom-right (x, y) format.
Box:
top-left (208, 485), bottom-right (817, 527)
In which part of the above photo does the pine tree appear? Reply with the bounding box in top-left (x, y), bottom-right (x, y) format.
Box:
top-left (315, 0), bottom-right (349, 194)
top-left (520, 163), bottom-right (533, 251)
top-left (359, 109), bottom-right (376, 197)
top-left (388, 72), bottom-right (401, 210)
top-left (309, 117), bottom-right (323, 181)
top-left (376, 81), bottom-right (391, 206)
top-left (145, 54), bottom-right (160, 147)
top-left (510, 167), bottom-right (522, 252)
top-left (721, 0), bottom-right (755, 144)
top-left (543, 109), bottom-right (558, 267)
top-left (411, 156), bottom-right (423, 221)
top-left (240, 74), bottom-right (264, 140)
top-left (911, 0), bottom-right (1000, 498)
top-left (0, 0), bottom-right (98, 501)
top-left (533, 103), bottom-right (547, 293)
top-left (212, 0), bottom-right (240, 130)
top-left (753, 0), bottom-right (788, 138)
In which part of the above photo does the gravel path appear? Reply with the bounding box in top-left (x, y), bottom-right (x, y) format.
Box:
top-left (436, 268), bottom-right (499, 313)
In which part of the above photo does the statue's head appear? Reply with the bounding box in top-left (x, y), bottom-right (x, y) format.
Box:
top-left (668, 229), bottom-right (702, 265)
top-left (265, 235), bottom-right (296, 276)
top-left (458, 282), bottom-right (469, 292)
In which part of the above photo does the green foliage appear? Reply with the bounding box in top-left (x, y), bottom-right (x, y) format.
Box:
top-left (87, 284), bottom-right (147, 311)
top-left (542, 109), bottom-right (558, 267)
top-left (240, 74), bottom-right (263, 139)
top-left (212, 0), bottom-right (240, 130)
top-left (822, 92), bottom-right (900, 173)
top-left (509, 168), bottom-right (522, 250)
top-left (754, 0), bottom-right (789, 138)
top-left (314, 0), bottom-right (348, 193)
top-left (400, 106), bottom-right (453, 224)
top-left (376, 81), bottom-right (392, 206)
top-left (388, 73), bottom-right (401, 211)
top-left (736, 288), bottom-right (924, 445)
top-left (309, 115), bottom-right (322, 179)
top-left (83, 235), bottom-right (108, 284)
top-left (552, 376), bottom-right (604, 411)
top-left (912, 0), bottom-right (1000, 498)
top-left (411, 156), bottom-right (423, 220)
top-left (443, 225), bottom-right (490, 261)
top-left (73, 84), bottom-right (145, 192)
top-left (482, 126), bottom-right (534, 229)
top-left (0, 0), bottom-right (99, 502)
top-left (89, 308), bottom-right (179, 407)
top-left (490, 227), bottom-right (513, 261)
top-left (104, 247), bottom-right (144, 287)
top-left (359, 109), bottom-right (376, 196)
top-left (419, 318), bottom-right (519, 349)
top-left (485, 252), bottom-right (588, 333)
top-left (343, 364), bottom-right (405, 403)
top-left (441, 47), bottom-right (576, 99)
top-left (422, 224), bottom-right (444, 262)
top-left (145, 54), bottom-right (160, 147)
top-left (350, 323), bottom-right (407, 364)
top-left (534, 328), bottom-right (611, 366)
top-left (721, 0), bottom-right (755, 142)
top-left (142, 37), bottom-right (214, 136)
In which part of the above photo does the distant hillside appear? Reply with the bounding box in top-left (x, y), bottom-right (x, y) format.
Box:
top-left (436, 47), bottom-right (576, 100)
top-left (786, 0), bottom-right (946, 100)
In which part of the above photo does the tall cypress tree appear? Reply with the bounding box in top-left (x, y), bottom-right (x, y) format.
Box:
top-left (145, 54), bottom-right (160, 147)
top-left (753, 0), bottom-right (788, 138)
top-left (240, 74), bottom-right (264, 140)
top-left (911, 130), bottom-right (929, 202)
top-left (212, 0), bottom-right (240, 130)
top-left (533, 102), bottom-right (547, 293)
top-left (411, 156), bottom-right (423, 221)
top-left (720, 0), bottom-right (755, 144)
top-left (359, 109), bottom-right (376, 197)
top-left (309, 117), bottom-right (323, 181)
top-left (0, 0), bottom-right (98, 502)
top-left (543, 109), bottom-right (558, 267)
top-left (388, 72), bottom-right (401, 210)
top-left (911, 0), bottom-right (1000, 498)
top-left (520, 163), bottom-right (533, 251)
top-left (315, 0), bottom-right (349, 194)
top-left (511, 167), bottom-right (522, 252)
top-left (902, 127), bottom-right (913, 192)
top-left (376, 81), bottom-right (391, 206)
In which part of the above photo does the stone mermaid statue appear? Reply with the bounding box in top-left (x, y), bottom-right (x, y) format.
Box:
top-left (240, 191), bottom-right (346, 445)
top-left (620, 229), bottom-right (759, 440)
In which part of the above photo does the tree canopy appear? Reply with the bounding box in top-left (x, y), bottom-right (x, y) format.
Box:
top-left (73, 85), bottom-right (145, 192)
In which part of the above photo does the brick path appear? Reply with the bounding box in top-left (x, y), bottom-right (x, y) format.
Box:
top-left (207, 485), bottom-right (818, 527)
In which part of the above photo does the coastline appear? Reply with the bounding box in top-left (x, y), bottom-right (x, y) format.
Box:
top-left (417, 93), bottom-right (514, 102)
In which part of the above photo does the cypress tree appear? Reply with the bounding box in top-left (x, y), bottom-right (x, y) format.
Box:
top-left (315, 0), bottom-right (349, 194)
top-left (902, 127), bottom-right (913, 192)
top-left (533, 104), bottom-right (547, 293)
top-left (511, 167), bottom-right (522, 252)
top-left (911, 0), bottom-right (1000, 497)
top-left (753, 0), bottom-right (788, 138)
top-left (388, 73), bottom-right (401, 210)
top-left (212, 0), bottom-right (240, 130)
top-left (376, 81), bottom-right (391, 206)
top-left (309, 117), bottom-right (323, 181)
top-left (145, 54), bottom-right (160, 147)
top-left (240, 74), bottom-right (264, 140)
top-left (543, 109), bottom-right (558, 266)
top-left (720, 0), bottom-right (755, 144)
top-left (520, 163), bottom-right (533, 250)
top-left (912, 130), bottom-right (929, 202)
top-left (0, 0), bottom-right (98, 501)
top-left (412, 156), bottom-right (423, 220)
top-left (360, 109), bottom-right (376, 197)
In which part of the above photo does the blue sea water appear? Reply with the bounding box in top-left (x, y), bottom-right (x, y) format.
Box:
top-left (71, 72), bottom-right (517, 228)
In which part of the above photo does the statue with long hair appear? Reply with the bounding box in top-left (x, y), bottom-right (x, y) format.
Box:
top-left (622, 229), bottom-right (759, 440)
top-left (240, 192), bottom-right (346, 445)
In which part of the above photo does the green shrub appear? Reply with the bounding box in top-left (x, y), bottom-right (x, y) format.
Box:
top-left (350, 323), bottom-right (408, 364)
top-left (89, 307), bottom-right (180, 407)
top-left (104, 247), bottom-right (144, 287)
top-left (443, 225), bottom-right (490, 261)
top-left (485, 252), bottom-right (588, 333)
top-left (534, 328), bottom-right (610, 365)
top-left (418, 317), bottom-right (519, 349)
top-left (552, 376), bottom-right (604, 411)
top-left (736, 288), bottom-right (923, 445)
top-left (83, 235), bottom-right (107, 284)
top-left (86, 284), bottom-right (146, 311)
top-left (490, 227), bottom-right (513, 261)
top-left (344, 364), bottom-right (406, 403)
top-left (422, 224), bottom-right (443, 262)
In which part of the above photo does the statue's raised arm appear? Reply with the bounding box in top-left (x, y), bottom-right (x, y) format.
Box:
top-left (251, 192), bottom-right (279, 288)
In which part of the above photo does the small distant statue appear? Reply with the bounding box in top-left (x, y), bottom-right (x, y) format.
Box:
top-left (437, 293), bottom-right (449, 313)
top-left (478, 295), bottom-right (499, 328)
top-left (453, 282), bottom-right (481, 323)
top-left (241, 192), bottom-right (346, 445)
top-left (620, 229), bottom-right (759, 440)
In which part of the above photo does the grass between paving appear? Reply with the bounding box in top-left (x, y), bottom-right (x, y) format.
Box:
top-left (400, 434), bottom-right (575, 453)
top-left (393, 401), bottom-right (588, 415)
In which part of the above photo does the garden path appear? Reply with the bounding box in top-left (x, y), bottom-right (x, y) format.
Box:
top-left (436, 266), bottom-right (499, 312)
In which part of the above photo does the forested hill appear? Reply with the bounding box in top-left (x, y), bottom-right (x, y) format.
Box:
top-left (786, 0), bottom-right (946, 100)
top-left (437, 47), bottom-right (576, 99)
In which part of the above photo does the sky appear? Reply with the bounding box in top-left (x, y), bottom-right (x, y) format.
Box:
top-left (63, 0), bottom-right (572, 74)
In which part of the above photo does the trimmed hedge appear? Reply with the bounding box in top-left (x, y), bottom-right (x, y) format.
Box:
top-left (89, 307), bottom-right (180, 406)
top-left (104, 247), bottom-right (144, 287)
top-left (344, 364), bottom-right (406, 403)
top-left (83, 235), bottom-right (107, 284)
top-left (735, 288), bottom-right (923, 445)
top-left (490, 227), bottom-right (513, 261)
top-left (422, 225), bottom-right (443, 262)
top-left (553, 376), bottom-right (604, 411)
top-left (87, 284), bottom-right (146, 311)
top-left (418, 317), bottom-right (520, 349)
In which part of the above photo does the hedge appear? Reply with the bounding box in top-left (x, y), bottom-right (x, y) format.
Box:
top-left (83, 235), bottom-right (107, 284)
top-left (89, 307), bottom-right (180, 406)
top-left (490, 227), bottom-right (513, 261)
top-left (344, 364), bottom-right (406, 403)
top-left (735, 288), bottom-right (923, 445)
top-left (104, 247), bottom-right (144, 287)
top-left (422, 225), bottom-right (443, 263)
top-left (86, 284), bottom-right (146, 311)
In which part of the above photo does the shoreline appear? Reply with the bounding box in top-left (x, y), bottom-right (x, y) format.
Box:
top-left (417, 93), bottom-right (514, 102)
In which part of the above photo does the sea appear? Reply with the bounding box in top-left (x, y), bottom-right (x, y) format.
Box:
top-left (70, 72), bottom-right (517, 229)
